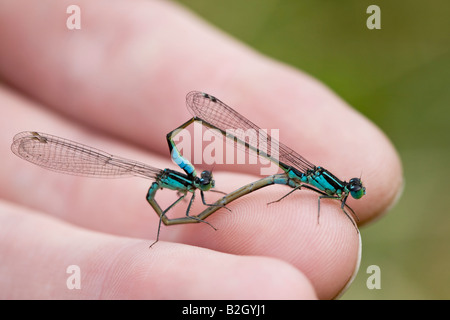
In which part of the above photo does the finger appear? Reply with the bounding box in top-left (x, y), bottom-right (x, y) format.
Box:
top-left (0, 0), bottom-right (215, 151)
top-left (0, 85), bottom-right (187, 238)
top-left (0, 0), bottom-right (382, 297)
top-left (0, 200), bottom-right (317, 299)
top-left (0, 0), bottom-right (403, 225)
top-left (1, 88), bottom-right (356, 299)
top-left (167, 171), bottom-right (362, 300)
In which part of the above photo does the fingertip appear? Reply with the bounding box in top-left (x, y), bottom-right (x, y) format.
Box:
top-left (104, 242), bottom-right (318, 299)
top-left (0, 201), bottom-right (317, 299)
top-left (173, 172), bottom-right (361, 299)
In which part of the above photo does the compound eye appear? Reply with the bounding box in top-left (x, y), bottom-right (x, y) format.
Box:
top-left (350, 187), bottom-right (365, 199)
top-left (199, 171), bottom-right (213, 185)
top-left (348, 178), bottom-right (366, 199)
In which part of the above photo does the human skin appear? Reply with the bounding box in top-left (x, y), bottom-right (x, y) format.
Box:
top-left (0, 0), bottom-right (402, 299)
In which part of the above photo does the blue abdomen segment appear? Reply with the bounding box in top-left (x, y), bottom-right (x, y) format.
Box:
top-left (170, 146), bottom-right (197, 177)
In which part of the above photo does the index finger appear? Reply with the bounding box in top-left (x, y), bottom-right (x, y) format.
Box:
top-left (0, 0), bottom-right (402, 225)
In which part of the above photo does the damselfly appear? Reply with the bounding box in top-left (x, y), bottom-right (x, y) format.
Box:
top-left (168, 92), bottom-right (366, 230)
top-left (11, 131), bottom-right (227, 247)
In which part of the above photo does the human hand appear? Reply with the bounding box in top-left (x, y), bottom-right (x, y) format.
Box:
top-left (0, 0), bottom-right (402, 299)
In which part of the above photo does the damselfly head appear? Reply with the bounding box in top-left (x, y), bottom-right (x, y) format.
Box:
top-left (198, 170), bottom-right (214, 190)
top-left (348, 177), bottom-right (366, 199)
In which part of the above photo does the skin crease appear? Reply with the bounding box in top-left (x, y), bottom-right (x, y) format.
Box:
top-left (0, 0), bottom-right (402, 299)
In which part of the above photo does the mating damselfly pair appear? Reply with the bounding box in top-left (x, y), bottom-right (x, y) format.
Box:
top-left (11, 91), bottom-right (365, 246)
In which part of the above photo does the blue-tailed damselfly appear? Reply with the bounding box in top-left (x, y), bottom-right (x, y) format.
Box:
top-left (167, 91), bottom-right (366, 230)
top-left (11, 131), bottom-right (227, 247)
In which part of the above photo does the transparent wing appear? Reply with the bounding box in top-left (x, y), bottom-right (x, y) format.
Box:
top-left (11, 131), bottom-right (161, 179)
top-left (186, 91), bottom-right (315, 173)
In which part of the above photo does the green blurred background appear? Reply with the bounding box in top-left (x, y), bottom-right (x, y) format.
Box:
top-left (175, 0), bottom-right (450, 299)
